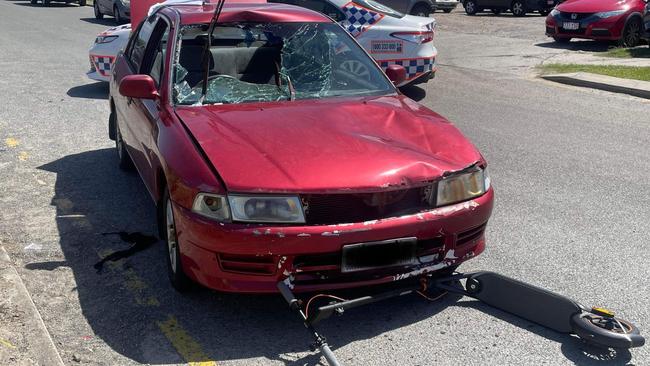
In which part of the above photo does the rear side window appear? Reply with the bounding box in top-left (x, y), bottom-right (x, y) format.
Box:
top-left (129, 15), bottom-right (158, 71)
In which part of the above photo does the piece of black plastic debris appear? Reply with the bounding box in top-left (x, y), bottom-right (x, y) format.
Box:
top-left (94, 232), bottom-right (158, 273)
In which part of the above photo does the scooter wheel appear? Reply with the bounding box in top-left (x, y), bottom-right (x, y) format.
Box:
top-left (570, 312), bottom-right (645, 349)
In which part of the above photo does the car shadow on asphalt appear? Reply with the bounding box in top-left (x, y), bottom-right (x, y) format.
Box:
top-left (535, 40), bottom-right (614, 52)
top-left (13, 2), bottom-right (80, 8)
top-left (67, 82), bottom-right (109, 100)
top-left (33, 148), bottom-right (636, 365)
top-left (79, 17), bottom-right (120, 26)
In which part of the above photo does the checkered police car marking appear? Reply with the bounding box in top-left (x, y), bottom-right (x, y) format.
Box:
top-left (91, 55), bottom-right (115, 77)
top-left (379, 58), bottom-right (434, 80)
top-left (340, 2), bottom-right (384, 37)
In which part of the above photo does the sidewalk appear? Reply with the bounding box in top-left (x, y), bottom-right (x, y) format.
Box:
top-left (542, 47), bottom-right (650, 67)
top-left (0, 246), bottom-right (64, 366)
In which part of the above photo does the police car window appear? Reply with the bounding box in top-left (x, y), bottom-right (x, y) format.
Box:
top-left (129, 16), bottom-right (158, 71)
top-left (354, 0), bottom-right (404, 17)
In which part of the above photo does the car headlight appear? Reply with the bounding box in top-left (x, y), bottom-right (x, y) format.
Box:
top-left (595, 10), bottom-right (625, 18)
top-left (95, 35), bottom-right (119, 44)
top-left (436, 167), bottom-right (490, 207)
top-left (192, 193), bottom-right (231, 221)
top-left (550, 8), bottom-right (560, 17)
top-left (229, 195), bottom-right (305, 223)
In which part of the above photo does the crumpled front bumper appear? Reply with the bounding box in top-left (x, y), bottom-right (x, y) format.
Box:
top-left (172, 188), bottom-right (494, 293)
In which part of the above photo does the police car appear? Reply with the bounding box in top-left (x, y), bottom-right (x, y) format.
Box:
top-left (88, 0), bottom-right (437, 87)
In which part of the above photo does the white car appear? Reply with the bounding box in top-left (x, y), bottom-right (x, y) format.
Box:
top-left (88, 0), bottom-right (437, 86)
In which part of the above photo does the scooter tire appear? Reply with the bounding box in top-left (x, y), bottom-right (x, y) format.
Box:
top-left (570, 312), bottom-right (644, 349)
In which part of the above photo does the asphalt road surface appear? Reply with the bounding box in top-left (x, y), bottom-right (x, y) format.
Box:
top-left (0, 1), bottom-right (648, 365)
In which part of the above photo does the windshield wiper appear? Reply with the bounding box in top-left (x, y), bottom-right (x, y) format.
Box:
top-left (199, 0), bottom-right (226, 105)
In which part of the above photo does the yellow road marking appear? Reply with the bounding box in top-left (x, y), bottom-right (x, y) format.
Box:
top-left (4, 137), bottom-right (19, 148)
top-left (0, 338), bottom-right (16, 349)
top-left (157, 316), bottom-right (217, 366)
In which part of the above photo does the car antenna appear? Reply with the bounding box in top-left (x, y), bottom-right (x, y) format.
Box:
top-left (199, 0), bottom-right (226, 104)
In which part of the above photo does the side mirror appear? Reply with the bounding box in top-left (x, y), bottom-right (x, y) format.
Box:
top-left (119, 75), bottom-right (159, 100)
top-left (385, 65), bottom-right (407, 86)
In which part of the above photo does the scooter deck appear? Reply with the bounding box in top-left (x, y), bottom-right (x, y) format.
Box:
top-left (466, 272), bottom-right (581, 333)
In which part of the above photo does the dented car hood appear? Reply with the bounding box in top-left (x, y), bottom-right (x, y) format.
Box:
top-left (175, 95), bottom-right (483, 193)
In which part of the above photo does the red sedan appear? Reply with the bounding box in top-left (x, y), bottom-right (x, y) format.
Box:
top-left (109, 1), bottom-right (494, 293)
top-left (546, 0), bottom-right (646, 46)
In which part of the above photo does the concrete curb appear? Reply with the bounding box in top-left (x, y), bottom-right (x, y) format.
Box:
top-left (0, 246), bottom-right (65, 366)
top-left (541, 72), bottom-right (650, 99)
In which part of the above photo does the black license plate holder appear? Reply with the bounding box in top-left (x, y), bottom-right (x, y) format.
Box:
top-left (341, 237), bottom-right (418, 273)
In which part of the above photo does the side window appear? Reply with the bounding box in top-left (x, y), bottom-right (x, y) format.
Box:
top-left (139, 19), bottom-right (170, 87)
top-left (128, 15), bottom-right (158, 72)
top-left (271, 0), bottom-right (345, 21)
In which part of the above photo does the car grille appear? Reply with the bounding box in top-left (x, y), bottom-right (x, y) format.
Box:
top-left (301, 187), bottom-right (432, 225)
top-left (559, 12), bottom-right (594, 20)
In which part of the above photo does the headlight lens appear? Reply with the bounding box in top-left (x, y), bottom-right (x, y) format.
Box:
top-left (550, 8), bottom-right (560, 16)
top-left (95, 35), bottom-right (118, 44)
top-left (436, 168), bottom-right (489, 207)
top-left (192, 193), bottom-right (230, 221)
top-left (595, 10), bottom-right (625, 18)
top-left (228, 195), bottom-right (305, 223)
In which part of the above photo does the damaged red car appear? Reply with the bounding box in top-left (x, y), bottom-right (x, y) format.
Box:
top-left (109, 0), bottom-right (494, 293)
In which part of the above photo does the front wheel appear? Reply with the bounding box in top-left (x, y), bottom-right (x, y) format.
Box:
top-left (464, 0), bottom-right (478, 15)
top-left (511, 0), bottom-right (526, 16)
top-left (113, 112), bottom-right (134, 171)
top-left (42, 0), bottom-right (51, 6)
top-left (79, 0), bottom-right (86, 6)
top-left (94, 1), bottom-right (103, 19)
top-left (163, 190), bottom-right (193, 292)
top-left (618, 18), bottom-right (642, 47)
top-left (114, 5), bottom-right (123, 24)
top-left (570, 311), bottom-right (645, 349)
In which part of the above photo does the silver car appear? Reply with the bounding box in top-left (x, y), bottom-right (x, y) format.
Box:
top-left (93, 0), bottom-right (131, 24)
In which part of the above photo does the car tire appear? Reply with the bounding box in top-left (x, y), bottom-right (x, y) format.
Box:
top-left (162, 189), bottom-right (193, 292)
top-left (79, 0), bottom-right (86, 6)
top-left (443, 8), bottom-right (452, 13)
top-left (114, 5), bottom-right (123, 24)
top-left (491, 8), bottom-right (502, 15)
top-left (42, 0), bottom-right (50, 6)
top-left (411, 3), bottom-right (432, 17)
top-left (553, 36), bottom-right (571, 43)
top-left (511, 0), bottom-right (526, 16)
top-left (539, 8), bottom-right (550, 16)
top-left (464, 0), bottom-right (478, 15)
top-left (618, 18), bottom-right (642, 47)
top-left (30, 0), bottom-right (37, 4)
top-left (94, 1), bottom-right (103, 19)
top-left (113, 112), bottom-right (135, 171)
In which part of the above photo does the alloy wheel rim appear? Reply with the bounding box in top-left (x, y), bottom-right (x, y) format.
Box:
top-left (513, 3), bottom-right (522, 13)
top-left (166, 199), bottom-right (178, 273)
top-left (625, 23), bottom-right (640, 46)
top-left (94, 2), bottom-right (99, 16)
top-left (467, 2), bottom-right (474, 12)
top-left (341, 60), bottom-right (370, 80)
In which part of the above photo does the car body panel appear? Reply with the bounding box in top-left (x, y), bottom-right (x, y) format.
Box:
top-left (545, 0), bottom-right (646, 41)
top-left (88, 24), bottom-right (132, 82)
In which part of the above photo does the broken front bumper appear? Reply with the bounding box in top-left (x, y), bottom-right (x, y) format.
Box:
top-left (172, 188), bottom-right (494, 293)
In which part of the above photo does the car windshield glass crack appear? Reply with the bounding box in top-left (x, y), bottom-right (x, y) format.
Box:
top-left (173, 22), bottom-right (394, 105)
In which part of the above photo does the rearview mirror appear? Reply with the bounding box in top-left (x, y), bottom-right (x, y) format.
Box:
top-left (119, 75), bottom-right (159, 100)
top-left (385, 65), bottom-right (407, 86)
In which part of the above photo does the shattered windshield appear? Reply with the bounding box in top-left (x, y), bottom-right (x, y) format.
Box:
top-left (173, 22), bottom-right (395, 105)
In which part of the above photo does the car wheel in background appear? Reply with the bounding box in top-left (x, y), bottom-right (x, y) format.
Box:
top-left (79, 0), bottom-right (86, 6)
top-left (491, 8), bottom-right (502, 14)
top-left (443, 8), bottom-right (452, 13)
top-left (114, 5), bottom-right (123, 24)
top-left (30, 0), bottom-right (37, 4)
top-left (42, 0), bottom-right (50, 6)
top-left (94, 1), bottom-right (103, 19)
top-left (464, 0), bottom-right (478, 15)
top-left (341, 60), bottom-right (371, 81)
top-left (511, 0), bottom-right (526, 16)
top-left (411, 3), bottom-right (432, 17)
top-left (162, 189), bottom-right (193, 292)
top-left (553, 36), bottom-right (571, 43)
top-left (539, 8), bottom-right (550, 16)
top-left (619, 18), bottom-right (642, 47)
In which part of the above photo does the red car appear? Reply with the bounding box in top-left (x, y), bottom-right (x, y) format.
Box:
top-left (546, 0), bottom-right (647, 46)
top-left (109, 1), bottom-right (494, 293)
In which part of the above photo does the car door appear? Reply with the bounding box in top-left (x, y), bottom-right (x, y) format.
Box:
top-left (112, 15), bottom-right (169, 196)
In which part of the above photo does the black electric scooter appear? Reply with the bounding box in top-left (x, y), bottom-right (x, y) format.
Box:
top-left (278, 271), bottom-right (644, 366)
